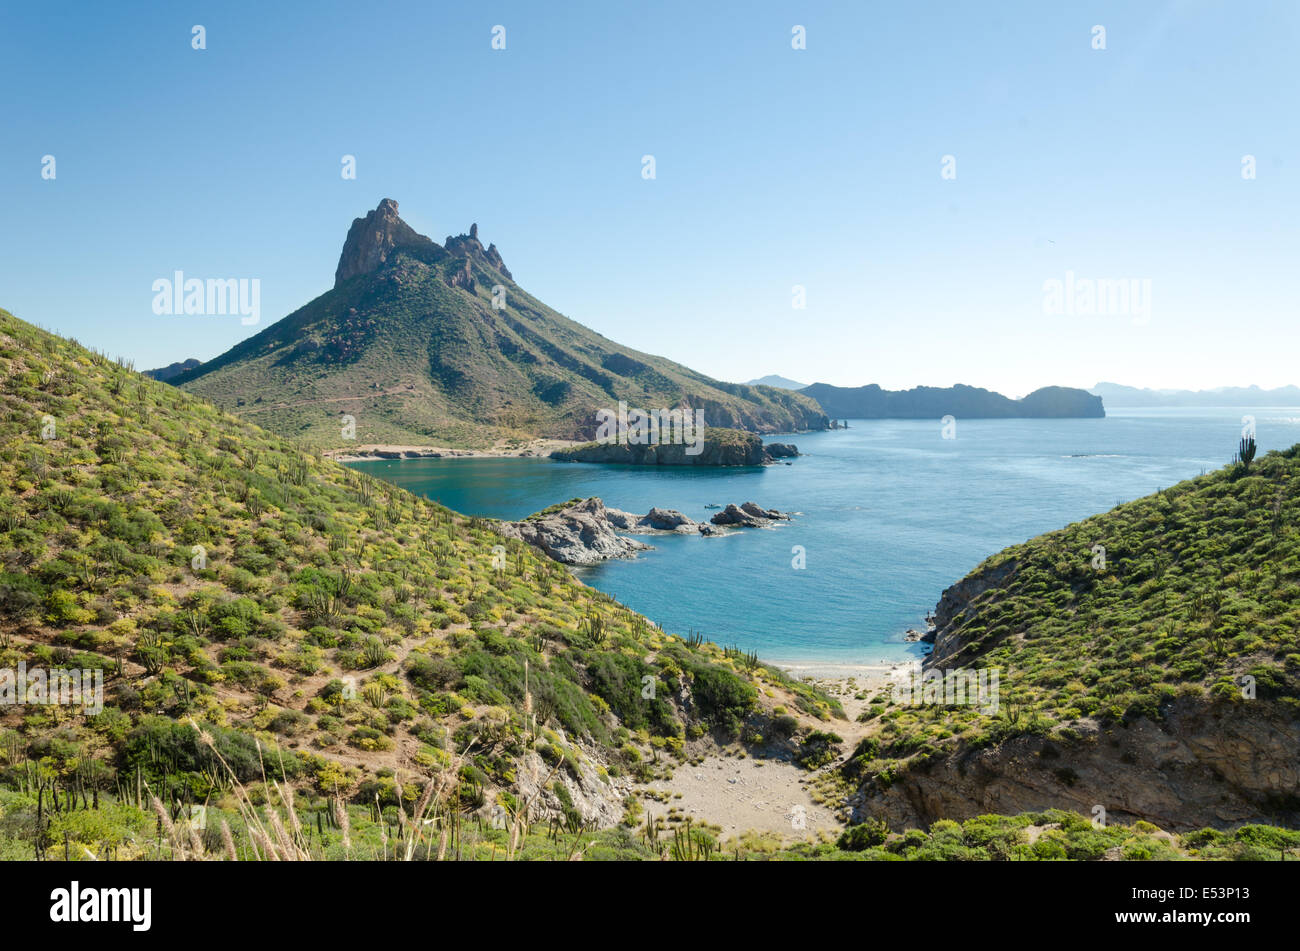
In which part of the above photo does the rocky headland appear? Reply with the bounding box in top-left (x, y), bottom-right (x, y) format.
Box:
top-left (550, 429), bottom-right (798, 467)
top-left (496, 497), bottom-right (795, 565)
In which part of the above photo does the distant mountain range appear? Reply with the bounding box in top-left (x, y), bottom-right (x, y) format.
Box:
top-left (743, 374), bottom-right (806, 390)
top-left (143, 358), bottom-right (201, 382)
top-left (801, 383), bottom-right (1104, 419)
top-left (171, 199), bottom-right (828, 447)
top-left (1090, 382), bottom-right (1300, 407)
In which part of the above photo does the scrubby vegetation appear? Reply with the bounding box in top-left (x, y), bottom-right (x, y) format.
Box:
top-left (0, 308), bottom-right (831, 860)
top-left (846, 439), bottom-right (1300, 809)
top-left (4, 306), bottom-right (1295, 860)
top-left (811, 810), bottom-right (1300, 862)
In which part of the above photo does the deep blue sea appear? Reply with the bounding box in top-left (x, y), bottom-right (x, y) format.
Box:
top-left (350, 407), bottom-right (1300, 667)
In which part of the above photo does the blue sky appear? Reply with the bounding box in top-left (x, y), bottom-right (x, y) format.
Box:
top-left (1, 1), bottom-right (1296, 395)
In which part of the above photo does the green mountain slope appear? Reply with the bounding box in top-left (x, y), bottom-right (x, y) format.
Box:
top-left (174, 200), bottom-right (828, 449)
top-left (0, 307), bottom-right (840, 859)
top-left (843, 446), bottom-right (1300, 830)
top-left (3, 307), bottom-right (1296, 859)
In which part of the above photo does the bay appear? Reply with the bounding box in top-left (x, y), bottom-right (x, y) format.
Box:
top-left (349, 406), bottom-right (1300, 667)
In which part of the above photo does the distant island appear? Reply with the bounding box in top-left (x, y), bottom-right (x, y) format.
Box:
top-left (801, 383), bottom-right (1104, 419)
top-left (1091, 381), bottom-right (1300, 407)
top-left (744, 374), bottom-right (807, 390)
top-left (143, 357), bottom-right (201, 382)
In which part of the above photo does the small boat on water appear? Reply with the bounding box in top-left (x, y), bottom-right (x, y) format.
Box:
top-left (704, 503), bottom-right (722, 509)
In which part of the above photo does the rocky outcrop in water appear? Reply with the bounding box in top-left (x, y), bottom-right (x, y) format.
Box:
top-left (498, 497), bottom-right (791, 563)
top-left (551, 430), bottom-right (798, 467)
top-left (710, 502), bottom-right (790, 527)
top-left (496, 498), bottom-right (651, 566)
top-left (606, 506), bottom-right (698, 534)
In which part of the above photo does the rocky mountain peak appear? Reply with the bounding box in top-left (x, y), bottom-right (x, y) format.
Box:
top-left (334, 198), bottom-right (434, 287)
top-left (445, 224), bottom-right (512, 281)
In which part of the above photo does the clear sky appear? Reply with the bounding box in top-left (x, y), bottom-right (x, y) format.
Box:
top-left (2, 1), bottom-right (1296, 396)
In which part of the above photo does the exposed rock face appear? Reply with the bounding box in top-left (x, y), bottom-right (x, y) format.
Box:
top-left (765, 442), bottom-right (799, 458)
top-left (445, 223), bottom-right (512, 280)
top-left (711, 502), bottom-right (789, 527)
top-left (605, 506), bottom-right (698, 534)
top-left (446, 257), bottom-right (475, 291)
top-left (182, 199), bottom-right (834, 447)
top-left (484, 243), bottom-right (509, 276)
top-left (513, 733), bottom-right (633, 826)
top-left (851, 699), bottom-right (1300, 831)
top-left (497, 497), bottom-right (787, 563)
top-left (641, 507), bottom-right (696, 532)
top-left (850, 553), bottom-right (1300, 831)
top-left (334, 199), bottom-right (434, 287)
top-left (712, 504), bottom-right (762, 527)
top-left (926, 558), bottom-right (1019, 667)
top-left (496, 497), bottom-right (650, 566)
top-left (551, 430), bottom-right (791, 467)
top-left (333, 201), bottom-right (511, 291)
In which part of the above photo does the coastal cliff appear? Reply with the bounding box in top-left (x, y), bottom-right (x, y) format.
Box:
top-left (551, 429), bottom-right (795, 466)
top-left (846, 444), bottom-right (1300, 831)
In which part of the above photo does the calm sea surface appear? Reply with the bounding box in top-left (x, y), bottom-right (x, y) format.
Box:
top-left (349, 407), bottom-right (1300, 666)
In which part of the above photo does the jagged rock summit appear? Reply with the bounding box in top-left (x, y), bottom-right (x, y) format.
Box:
top-left (334, 199), bottom-right (433, 287)
top-left (176, 199), bottom-right (830, 447)
top-left (445, 221), bottom-right (512, 280)
top-left (334, 199), bottom-right (511, 288)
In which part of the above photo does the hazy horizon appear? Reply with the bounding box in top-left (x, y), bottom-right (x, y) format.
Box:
top-left (3, 1), bottom-right (1296, 395)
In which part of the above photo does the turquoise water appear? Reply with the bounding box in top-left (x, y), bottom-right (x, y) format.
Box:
top-left (349, 407), bottom-right (1300, 666)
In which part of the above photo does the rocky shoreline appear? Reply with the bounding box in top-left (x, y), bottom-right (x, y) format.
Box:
top-left (496, 497), bottom-right (794, 566)
top-left (550, 430), bottom-right (800, 467)
top-left (327, 438), bottom-right (576, 462)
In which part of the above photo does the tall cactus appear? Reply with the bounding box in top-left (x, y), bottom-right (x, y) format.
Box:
top-left (1238, 435), bottom-right (1258, 472)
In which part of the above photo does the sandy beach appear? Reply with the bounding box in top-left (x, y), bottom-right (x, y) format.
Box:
top-left (325, 438), bottom-right (577, 463)
top-left (642, 661), bottom-right (919, 844)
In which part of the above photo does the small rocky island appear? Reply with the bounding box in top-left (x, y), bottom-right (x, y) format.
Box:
top-left (497, 497), bottom-right (794, 565)
top-left (710, 502), bottom-right (791, 527)
top-left (550, 428), bottom-right (798, 467)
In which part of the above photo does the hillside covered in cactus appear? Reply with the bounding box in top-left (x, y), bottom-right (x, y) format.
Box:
top-left (172, 199), bottom-right (828, 449)
top-left (4, 307), bottom-right (1300, 861)
top-left (834, 440), bottom-right (1300, 831)
top-left (0, 307), bottom-right (845, 860)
